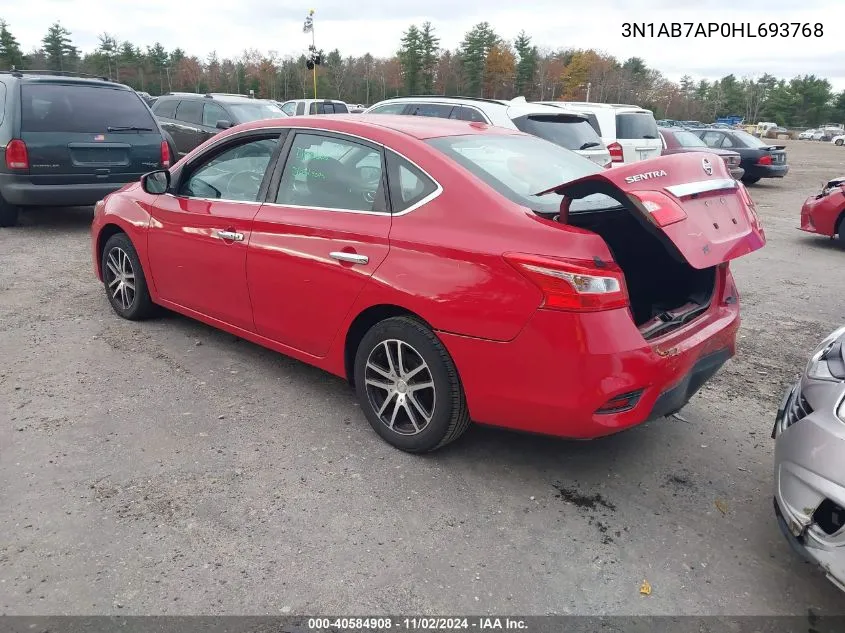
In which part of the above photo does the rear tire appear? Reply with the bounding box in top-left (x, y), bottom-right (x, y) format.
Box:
top-left (836, 139), bottom-right (844, 146)
top-left (837, 216), bottom-right (845, 249)
top-left (0, 196), bottom-right (20, 227)
top-left (101, 232), bottom-right (156, 320)
top-left (742, 176), bottom-right (761, 185)
top-left (354, 316), bottom-right (471, 453)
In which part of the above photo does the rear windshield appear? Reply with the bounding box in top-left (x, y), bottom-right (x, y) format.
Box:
top-left (309, 102), bottom-right (349, 114)
top-left (672, 130), bottom-right (707, 148)
top-left (731, 129), bottom-right (769, 148)
top-left (615, 112), bottom-right (659, 140)
top-left (427, 134), bottom-right (609, 215)
top-left (228, 102), bottom-right (284, 122)
top-left (21, 83), bottom-right (156, 133)
top-left (511, 115), bottom-right (604, 152)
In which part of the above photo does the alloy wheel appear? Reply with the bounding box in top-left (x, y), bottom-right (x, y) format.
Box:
top-left (104, 246), bottom-right (136, 311)
top-left (364, 339), bottom-right (436, 435)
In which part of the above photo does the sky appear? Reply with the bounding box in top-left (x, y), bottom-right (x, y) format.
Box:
top-left (5, 0), bottom-right (845, 90)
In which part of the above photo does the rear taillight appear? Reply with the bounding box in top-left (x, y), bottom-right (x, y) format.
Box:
top-left (628, 190), bottom-right (687, 227)
top-left (757, 154), bottom-right (772, 165)
top-left (504, 252), bottom-right (629, 312)
top-left (607, 142), bottom-right (624, 163)
top-left (6, 139), bottom-right (29, 170)
top-left (160, 140), bottom-right (171, 168)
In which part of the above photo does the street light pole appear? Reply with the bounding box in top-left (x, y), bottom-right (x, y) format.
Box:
top-left (586, 81), bottom-right (592, 102)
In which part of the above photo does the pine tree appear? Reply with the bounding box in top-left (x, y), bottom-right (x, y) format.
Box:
top-left (42, 22), bottom-right (78, 71)
top-left (398, 25), bottom-right (422, 95)
top-left (513, 31), bottom-right (537, 98)
top-left (419, 22), bottom-right (439, 94)
top-left (459, 22), bottom-right (498, 97)
top-left (0, 20), bottom-right (24, 69)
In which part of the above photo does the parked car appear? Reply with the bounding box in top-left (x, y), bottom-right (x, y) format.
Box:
top-left (695, 128), bottom-right (788, 184)
top-left (799, 129), bottom-right (819, 140)
top-left (279, 99), bottom-right (349, 116)
top-left (136, 90), bottom-right (156, 107)
top-left (658, 127), bottom-right (744, 180)
top-left (799, 176), bottom-right (845, 247)
top-left (91, 115), bottom-right (765, 452)
top-left (831, 134), bottom-right (845, 146)
top-left (0, 69), bottom-right (173, 227)
top-left (755, 122), bottom-right (779, 137)
top-left (152, 93), bottom-right (284, 157)
top-left (772, 325), bottom-right (845, 593)
top-left (541, 101), bottom-right (662, 165)
top-left (365, 96), bottom-right (611, 167)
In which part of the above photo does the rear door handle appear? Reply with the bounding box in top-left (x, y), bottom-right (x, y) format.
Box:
top-left (329, 251), bottom-right (368, 265)
top-left (215, 230), bottom-right (244, 242)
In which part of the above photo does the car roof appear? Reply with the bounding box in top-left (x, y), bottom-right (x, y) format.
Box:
top-left (237, 113), bottom-right (522, 140)
top-left (368, 96), bottom-right (588, 119)
top-left (158, 93), bottom-right (270, 103)
top-left (0, 70), bottom-right (132, 90)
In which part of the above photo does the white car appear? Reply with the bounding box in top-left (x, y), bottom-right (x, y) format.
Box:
top-left (798, 129), bottom-right (818, 140)
top-left (832, 135), bottom-right (845, 146)
top-left (535, 101), bottom-right (662, 165)
top-left (363, 96), bottom-right (612, 167)
top-left (279, 99), bottom-right (349, 116)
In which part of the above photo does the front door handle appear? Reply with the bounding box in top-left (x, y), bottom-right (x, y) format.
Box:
top-left (329, 251), bottom-right (368, 265)
top-left (215, 230), bottom-right (244, 242)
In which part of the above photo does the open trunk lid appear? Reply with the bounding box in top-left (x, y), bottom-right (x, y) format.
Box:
top-left (537, 151), bottom-right (766, 269)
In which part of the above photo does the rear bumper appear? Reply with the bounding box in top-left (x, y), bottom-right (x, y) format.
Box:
top-left (745, 164), bottom-right (788, 179)
top-left (0, 173), bottom-right (131, 207)
top-left (438, 293), bottom-right (739, 439)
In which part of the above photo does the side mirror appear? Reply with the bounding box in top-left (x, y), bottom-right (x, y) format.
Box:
top-left (216, 119), bottom-right (233, 130)
top-left (141, 170), bottom-right (170, 195)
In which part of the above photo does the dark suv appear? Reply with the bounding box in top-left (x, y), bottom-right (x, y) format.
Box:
top-left (0, 70), bottom-right (174, 227)
top-left (152, 93), bottom-right (284, 157)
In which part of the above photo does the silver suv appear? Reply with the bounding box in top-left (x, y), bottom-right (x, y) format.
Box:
top-left (362, 96), bottom-right (611, 167)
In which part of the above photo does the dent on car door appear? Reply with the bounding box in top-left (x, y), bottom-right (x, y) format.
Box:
top-left (146, 132), bottom-right (284, 331)
top-left (248, 131), bottom-right (392, 357)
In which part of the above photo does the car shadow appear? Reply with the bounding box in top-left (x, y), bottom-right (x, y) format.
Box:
top-left (16, 206), bottom-right (93, 231)
top-left (799, 235), bottom-right (843, 252)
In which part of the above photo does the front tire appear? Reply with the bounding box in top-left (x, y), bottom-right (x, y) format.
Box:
top-left (0, 196), bottom-right (20, 227)
top-left (101, 232), bottom-right (156, 320)
top-left (836, 139), bottom-right (844, 146)
top-left (837, 216), bottom-right (845, 249)
top-left (354, 316), bottom-right (471, 453)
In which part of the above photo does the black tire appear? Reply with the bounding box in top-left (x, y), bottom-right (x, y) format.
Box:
top-left (101, 232), bottom-right (156, 320)
top-left (837, 216), bottom-right (845, 249)
top-left (742, 176), bottom-right (761, 185)
top-left (836, 139), bottom-right (844, 146)
top-left (0, 195), bottom-right (20, 227)
top-left (354, 316), bottom-right (471, 453)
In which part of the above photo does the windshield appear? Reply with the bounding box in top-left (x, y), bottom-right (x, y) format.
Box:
top-left (732, 129), bottom-right (769, 148)
top-left (511, 115), bottom-right (605, 151)
top-left (426, 134), bottom-right (613, 215)
top-left (21, 84), bottom-right (156, 133)
top-left (228, 102), bottom-right (284, 123)
top-left (673, 130), bottom-right (708, 148)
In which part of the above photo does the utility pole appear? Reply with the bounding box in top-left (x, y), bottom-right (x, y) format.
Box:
top-left (303, 9), bottom-right (320, 100)
top-left (586, 81), bottom-right (592, 102)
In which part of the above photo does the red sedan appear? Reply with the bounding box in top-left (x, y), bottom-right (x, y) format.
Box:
top-left (800, 176), bottom-right (845, 247)
top-left (91, 115), bottom-right (765, 452)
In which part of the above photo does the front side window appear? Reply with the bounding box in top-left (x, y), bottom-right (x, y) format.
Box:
top-left (202, 102), bottom-right (228, 127)
top-left (227, 101), bottom-right (283, 123)
top-left (20, 84), bottom-right (157, 133)
top-left (153, 99), bottom-right (178, 118)
top-left (179, 136), bottom-right (279, 202)
top-left (175, 100), bottom-right (203, 124)
top-left (387, 151), bottom-right (438, 212)
top-left (281, 102), bottom-right (296, 116)
top-left (276, 133), bottom-right (385, 212)
top-left (369, 103), bottom-right (407, 115)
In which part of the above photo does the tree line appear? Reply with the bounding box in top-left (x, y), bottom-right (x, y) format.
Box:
top-left (1, 18), bottom-right (843, 128)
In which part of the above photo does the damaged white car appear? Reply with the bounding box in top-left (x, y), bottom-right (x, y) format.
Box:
top-left (773, 325), bottom-right (845, 592)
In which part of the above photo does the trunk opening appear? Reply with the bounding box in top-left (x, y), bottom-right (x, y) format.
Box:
top-left (564, 206), bottom-right (716, 338)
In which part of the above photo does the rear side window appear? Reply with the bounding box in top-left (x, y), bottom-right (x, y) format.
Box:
top-left (406, 103), bottom-right (455, 118)
top-left (153, 99), bottom-right (178, 118)
top-left (309, 102), bottom-right (348, 114)
top-left (615, 112), bottom-right (659, 140)
top-left (175, 100), bottom-right (203, 124)
top-left (511, 115), bottom-right (604, 152)
top-left (20, 84), bottom-right (156, 133)
top-left (0, 81), bottom-right (6, 126)
top-left (369, 103), bottom-right (407, 115)
top-left (452, 106), bottom-right (487, 123)
top-left (386, 151), bottom-right (437, 212)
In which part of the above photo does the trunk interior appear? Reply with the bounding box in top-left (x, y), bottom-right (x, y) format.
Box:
top-left (566, 207), bottom-right (716, 339)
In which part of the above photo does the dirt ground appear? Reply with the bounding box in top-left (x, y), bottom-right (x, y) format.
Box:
top-left (1, 138), bottom-right (844, 616)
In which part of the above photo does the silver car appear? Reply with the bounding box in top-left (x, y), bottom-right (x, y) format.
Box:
top-left (773, 325), bottom-right (845, 592)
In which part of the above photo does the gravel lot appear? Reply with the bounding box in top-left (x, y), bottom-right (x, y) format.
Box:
top-left (1, 139), bottom-right (844, 616)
